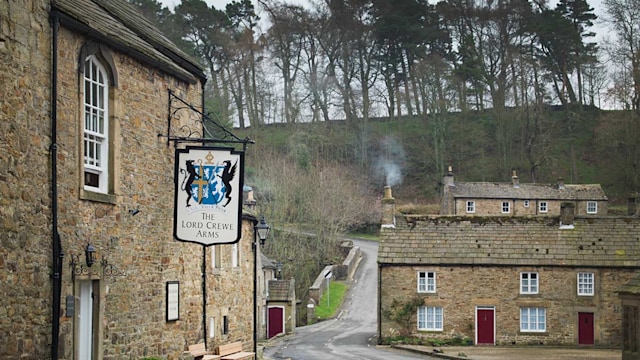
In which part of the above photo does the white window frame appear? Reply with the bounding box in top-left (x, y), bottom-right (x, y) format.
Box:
top-left (520, 307), bottom-right (546, 332)
top-left (520, 272), bottom-right (539, 294)
top-left (418, 271), bottom-right (436, 293)
top-left (577, 272), bottom-right (594, 296)
top-left (466, 201), bottom-right (476, 213)
top-left (83, 55), bottom-right (109, 193)
top-left (418, 306), bottom-right (443, 331)
top-left (523, 200), bottom-right (530, 208)
top-left (539, 201), bottom-right (548, 213)
top-left (231, 243), bottom-right (239, 268)
top-left (211, 246), bottom-right (222, 270)
top-left (587, 201), bottom-right (598, 214)
top-left (502, 201), bottom-right (511, 214)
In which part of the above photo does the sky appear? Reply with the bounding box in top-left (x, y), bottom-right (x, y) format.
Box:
top-left (160, 0), bottom-right (235, 11)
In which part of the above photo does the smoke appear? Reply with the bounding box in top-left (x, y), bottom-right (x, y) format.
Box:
top-left (375, 136), bottom-right (406, 187)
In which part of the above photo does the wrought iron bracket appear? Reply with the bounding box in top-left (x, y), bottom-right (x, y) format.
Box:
top-left (159, 89), bottom-right (254, 150)
top-left (69, 254), bottom-right (126, 280)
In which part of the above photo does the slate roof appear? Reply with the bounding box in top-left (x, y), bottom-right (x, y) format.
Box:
top-left (268, 279), bottom-right (294, 302)
top-left (261, 254), bottom-right (277, 270)
top-left (378, 215), bottom-right (640, 268)
top-left (51, 0), bottom-right (205, 84)
top-left (448, 182), bottom-right (607, 200)
top-left (618, 273), bottom-right (640, 295)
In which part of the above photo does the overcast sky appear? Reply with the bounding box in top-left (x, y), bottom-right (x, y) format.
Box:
top-left (160, 0), bottom-right (236, 11)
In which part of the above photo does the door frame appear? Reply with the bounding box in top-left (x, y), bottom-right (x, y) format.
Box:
top-left (74, 278), bottom-right (104, 360)
top-left (475, 306), bottom-right (496, 345)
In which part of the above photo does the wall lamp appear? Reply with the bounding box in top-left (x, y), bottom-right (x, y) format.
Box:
top-left (255, 216), bottom-right (271, 246)
top-left (85, 243), bottom-right (96, 267)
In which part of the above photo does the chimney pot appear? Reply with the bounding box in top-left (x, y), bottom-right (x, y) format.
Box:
top-left (512, 170), bottom-right (519, 188)
top-left (557, 178), bottom-right (565, 189)
top-left (383, 186), bottom-right (393, 200)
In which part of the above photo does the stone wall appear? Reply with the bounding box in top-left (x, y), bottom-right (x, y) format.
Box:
top-left (1, 0), bottom-right (57, 358)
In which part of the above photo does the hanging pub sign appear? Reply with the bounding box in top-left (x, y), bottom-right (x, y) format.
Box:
top-left (174, 146), bottom-right (244, 246)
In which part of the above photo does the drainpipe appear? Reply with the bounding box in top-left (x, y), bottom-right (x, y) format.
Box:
top-left (50, 11), bottom-right (63, 360)
top-left (202, 246), bottom-right (207, 348)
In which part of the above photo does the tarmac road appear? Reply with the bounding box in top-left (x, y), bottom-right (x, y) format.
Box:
top-left (262, 239), bottom-right (433, 360)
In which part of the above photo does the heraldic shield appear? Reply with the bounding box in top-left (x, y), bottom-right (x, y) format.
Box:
top-left (173, 146), bottom-right (244, 246)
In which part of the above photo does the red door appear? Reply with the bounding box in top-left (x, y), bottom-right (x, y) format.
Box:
top-left (578, 312), bottom-right (594, 345)
top-left (477, 308), bottom-right (495, 345)
top-left (268, 307), bottom-right (284, 339)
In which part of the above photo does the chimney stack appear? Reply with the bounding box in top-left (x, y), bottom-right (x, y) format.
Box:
top-left (443, 166), bottom-right (455, 187)
top-left (557, 178), bottom-right (565, 190)
top-left (560, 202), bottom-right (575, 227)
top-left (382, 186), bottom-right (396, 228)
top-left (244, 187), bottom-right (257, 210)
top-left (512, 170), bottom-right (520, 188)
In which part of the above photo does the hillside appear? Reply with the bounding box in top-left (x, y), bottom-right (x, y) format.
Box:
top-left (237, 106), bottom-right (639, 207)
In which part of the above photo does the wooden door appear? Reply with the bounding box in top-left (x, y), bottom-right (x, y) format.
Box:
top-left (268, 306), bottom-right (284, 338)
top-left (578, 312), bottom-right (594, 345)
top-left (476, 308), bottom-right (495, 345)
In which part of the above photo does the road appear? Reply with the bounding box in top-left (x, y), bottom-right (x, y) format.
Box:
top-left (263, 239), bottom-right (432, 360)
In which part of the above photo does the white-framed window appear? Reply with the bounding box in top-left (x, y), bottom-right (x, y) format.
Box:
top-left (231, 243), bottom-right (239, 267)
top-left (520, 272), bottom-right (539, 294)
top-left (466, 201), bottom-right (476, 213)
top-left (520, 307), bottom-right (546, 332)
top-left (418, 271), bottom-right (436, 293)
top-left (83, 55), bottom-right (109, 193)
top-left (523, 200), bottom-right (530, 208)
top-left (211, 246), bottom-right (222, 269)
top-left (418, 306), bottom-right (443, 331)
top-left (539, 201), bottom-right (548, 213)
top-left (502, 201), bottom-right (511, 213)
top-left (587, 201), bottom-right (598, 214)
top-left (578, 272), bottom-right (594, 296)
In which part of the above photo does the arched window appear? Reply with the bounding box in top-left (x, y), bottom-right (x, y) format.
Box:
top-left (83, 55), bottom-right (109, 193)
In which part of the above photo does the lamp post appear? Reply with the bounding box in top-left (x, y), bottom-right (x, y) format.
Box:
top-left (254, 216), bottom-right (270, 354)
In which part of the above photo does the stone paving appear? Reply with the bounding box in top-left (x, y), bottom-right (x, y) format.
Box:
top-left (395, 345), bottom-right (621, 360)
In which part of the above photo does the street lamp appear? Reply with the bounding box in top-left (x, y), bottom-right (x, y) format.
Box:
top-left (255, 216), bottom-right (270, 246)
top-left (254, 216), bottom-right (270, 354)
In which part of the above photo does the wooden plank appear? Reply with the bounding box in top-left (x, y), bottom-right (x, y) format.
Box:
top-left (220, 352), bottom-right (254, 360)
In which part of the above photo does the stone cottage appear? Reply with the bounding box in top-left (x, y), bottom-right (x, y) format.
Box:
top-left (441, 168), bottom-right (608, 217)
top-left (378, 187), bottom-right (640, 347)
top-left (1, 0), bottom-right (261, 358)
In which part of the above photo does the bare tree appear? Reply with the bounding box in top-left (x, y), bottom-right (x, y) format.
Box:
top-left (603, 0), bottom-right (640, 112)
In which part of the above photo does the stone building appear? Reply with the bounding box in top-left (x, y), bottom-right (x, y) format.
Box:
top-left (266, 277), bottom-right (297, 339)
top-left (441, 168), bottom-right (608, 217)
top-left (378, 188), bottom-right (640, 347)
top-left (1, 0), bottom-right (261, 358)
